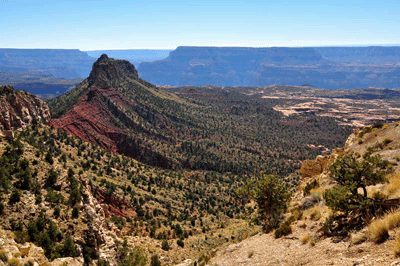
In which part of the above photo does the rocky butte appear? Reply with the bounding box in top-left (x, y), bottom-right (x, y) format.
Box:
top-left (49, 54), bottom-right (186, 169)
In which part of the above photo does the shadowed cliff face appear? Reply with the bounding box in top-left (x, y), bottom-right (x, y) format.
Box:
top-left (138, 46), bottom-right (400, 89)
top-left (0, 85), bottom-right (50, 131)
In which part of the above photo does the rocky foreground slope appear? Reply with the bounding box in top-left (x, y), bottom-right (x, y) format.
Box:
top-left (209, 122), bottom-right (400, 266)
top-left (0, 85), bottom-right (50, 132)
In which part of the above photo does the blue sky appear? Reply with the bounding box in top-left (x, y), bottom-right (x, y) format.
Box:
top-left (0, 0), bottom-right (399, 50)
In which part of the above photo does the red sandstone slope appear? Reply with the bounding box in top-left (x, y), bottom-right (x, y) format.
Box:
top-left (51, 86), bottom-right (134, 152)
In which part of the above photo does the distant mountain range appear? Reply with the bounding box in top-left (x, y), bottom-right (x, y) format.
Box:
top-left (1, 46), bottom-right (400, 95)
top-left (0, 48), bottom-right (94, 78)
top-left (138, 46), bottom-right (400, 89)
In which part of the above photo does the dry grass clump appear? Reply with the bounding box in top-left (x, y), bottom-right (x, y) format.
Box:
top-left (248, 250), bottom-right (254, 258)
top-left (300, 234), bottom-right (311, 244)
top-left (385, 172), bottom-right (400, 198)
top-left (303, 205), bottom-right (329, 222)
top-left (351, 232), bottom-right (367, 245)
top-left (7, 257), bottom-right (21, 266)
top-left (385, 210), bottom-right (400, 229)
top-left (309, 208), bottom-right (321, 221)
top-left (299, 234), bottom-right (318, 246)
top-left (393, 236), bottom-right (400, 257)
top-left (368, 219), bottom-right (389, 244)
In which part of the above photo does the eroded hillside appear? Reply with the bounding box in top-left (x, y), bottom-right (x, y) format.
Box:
top-left (48, 55), bottom-right (352, 176)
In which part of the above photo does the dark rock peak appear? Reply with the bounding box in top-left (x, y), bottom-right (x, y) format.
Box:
top-left (88, 54), bottom-right (138, 87)
top-left (0, 85), bottom-right (15, 95)
top-left (98, 53), bottom-right (110, 62)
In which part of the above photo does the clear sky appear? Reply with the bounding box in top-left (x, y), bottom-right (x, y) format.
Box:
top-left (1, 0), bottom-right (399, 50)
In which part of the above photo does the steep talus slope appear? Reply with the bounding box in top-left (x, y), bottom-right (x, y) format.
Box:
top-left (0, 85), bottom-right (50, 132)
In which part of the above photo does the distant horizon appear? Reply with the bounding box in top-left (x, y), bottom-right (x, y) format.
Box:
top-left (1, 44), bottom-right (400, 52)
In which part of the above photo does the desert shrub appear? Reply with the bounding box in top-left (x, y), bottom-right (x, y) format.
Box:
top-left (324, 152), bottom-right (389, 216)
top-left (330, 152), bottom-right (389, 198)
top-left (53, 205), bottom-right (61, 218)
top-left (72, 206), bottom-right (80, 218)
top-left (383, 138), bottom-right (392, 145)
top-left (69, 186), bottom-right (82, 206)
top-left (61, 235), bottom-right (78, 257)
top-left (35, 194), bottom-right (42, 205)
top-left (303, 179), bottom-right (319, 196)
top-left (0, 167), bottom-right (11, 193)
top-left (14, 230), bottom-right (29, 244)
top-left (45, 152), bottom-right (54, 165)
top-left (237, 174), bottom-right (291, 232)
top-left (323, 186), bottom-right (361, 213)
top-left (150, 255), bottom-right (161, 266)
top-left (177, 239), bottom-right (184, 248)
top-left (23, 260), bottom-right (34, 266)
top-left (46, 168), bottom-right (58, 188)
top-left (274, 221), bottom-right (292, 238)
top-left (36, 232), bottom-right (52, 256)
top-left (161, 240), bottom-right (170, 251)
top-left (372, 121), bottom-right (384, 129)
top-left (117, 239), bottom-right (147, 266)
top-left (0, 250), bottom-right (8, 262)
top-left (45, 190), bottom-right (64, 205)
top-left (9, 189), bottom-right (21, 204)
top-left (372, 191), bottom-right (387, 200)
top-left (0, 201), bottom-right (4, 215)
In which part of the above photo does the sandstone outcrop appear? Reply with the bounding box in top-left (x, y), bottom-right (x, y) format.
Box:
top-left (0, 85), bottom-right (50, 132)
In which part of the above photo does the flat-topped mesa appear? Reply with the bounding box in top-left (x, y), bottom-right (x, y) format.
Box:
top-left (88, 54), bottom-right (139, 88)
top-left (169, 46), bottom-right (324, 63)
top-left (0, 85), bottom-right (51, 131)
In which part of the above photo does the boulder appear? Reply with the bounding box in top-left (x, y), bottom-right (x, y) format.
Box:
top-left (50, 257), bottom-right (84, 266)
top-left (28, 245), bottom-right (48, 265)
top-left (18, 242), bottom-right (31, 257)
